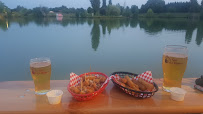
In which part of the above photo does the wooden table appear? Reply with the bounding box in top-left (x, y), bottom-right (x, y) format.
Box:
top-left (0, 78), bottom-right (202, 114)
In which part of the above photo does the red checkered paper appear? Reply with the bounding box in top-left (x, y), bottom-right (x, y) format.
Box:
top-left (134, 71), bottom-right (153, 84)
top-left (110, 74), bottom-right (121, 84)
top-left (70, 72), bottom-right (81, 86)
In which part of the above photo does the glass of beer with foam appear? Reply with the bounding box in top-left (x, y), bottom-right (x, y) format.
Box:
top-left (30, 57), bottom-right (51, 95)
top-left (162, 45), bottom-right (188, 92)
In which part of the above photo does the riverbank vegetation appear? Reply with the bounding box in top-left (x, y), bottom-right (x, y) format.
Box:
top-left (0, 0), bottom-right (203, 19)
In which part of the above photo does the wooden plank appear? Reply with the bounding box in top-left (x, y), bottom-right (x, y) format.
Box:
top-left (0, 78), bottom-right (202, 114)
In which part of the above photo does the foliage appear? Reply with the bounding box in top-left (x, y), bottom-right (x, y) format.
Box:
top-left (202, 0), bottom-right (203, 6)
top-left (11, 6), bottom-right (32, 16)
top-left (189, 0), bottom-right (200, 12)
top-left (106, 5), bottom-right (120, 16)
top-left (0, 1), bottom-right (11, 16)
top-left (123, 6), bottom-right (131, 17)
top-left (87, 7), bottom-right (93, 14)
top-left (1, 0), bottom-right (203, 19)
top-left (165, 2), bottom-right (190, 13)
top-left (146, 8), bottom-right (154, 18)
top-left (109, 0), bottom-right (112, 5)
top-left (131, 5), bottom-right (139, 18)
top-left (100, 0), bottom-right (107, 15)
top-left (102, 0), bottom-right (107, 7)
top-left (140, 0), bottom-right (165, 13)
top-left (32, 7), bottom-right (49, 17)
top-left (90, 0), bottom-right (100, 15)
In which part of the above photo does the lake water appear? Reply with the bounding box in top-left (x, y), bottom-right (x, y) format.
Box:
top-left (0, 18), bottom-right (203, 81)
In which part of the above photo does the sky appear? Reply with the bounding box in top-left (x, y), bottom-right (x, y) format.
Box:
top-left (0, 0), bottom-right (202, 9)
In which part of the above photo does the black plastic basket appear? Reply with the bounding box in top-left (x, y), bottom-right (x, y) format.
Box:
top-left (111, 72), bottom-right (159, 98)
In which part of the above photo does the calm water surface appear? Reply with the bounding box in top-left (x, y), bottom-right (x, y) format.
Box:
top-left (0, 18), bottom-right (203, 81)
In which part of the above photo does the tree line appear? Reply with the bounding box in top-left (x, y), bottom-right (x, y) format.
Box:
top-left (0, 0), bottom-right (203, 18)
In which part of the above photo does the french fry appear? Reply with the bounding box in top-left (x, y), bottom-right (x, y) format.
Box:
top-left (93, 78), bottom-right (100, 83)
top-left (86, 76), bottom-right (96, 80)
top-left (138, 78), bottom-right (154, 91)
top-left (83, 79), bottom-right (90, 86)
top-left (71, 86), bottom-right (80, 94)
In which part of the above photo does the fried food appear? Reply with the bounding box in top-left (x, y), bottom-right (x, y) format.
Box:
top-left (93, 78), bottom-right (100, 84)
top-left (70, 75), bottom-right (107, 94)
top-left (86, 76), bottom-right (96, 80)
top-left (83, 79), bottom-right (90, 86)
top-left (119, 78), bottom-right (127, 84)
top-left (138, 78), bottom-right (154, 91)
top-left (86, 86), bottom-right (95, 93)
top-left (119, 81), bottom-right (126, 87)
top-left (100, 77), bottom-right (107, 83)
top-left (70, 86), bottom-right (80, 94)
top-left (132, 79), bottom-right (147, 91)
top-left (114, 75), bottom-right (154, 92)
top-left (80, 91), bottom-right (86, 94)
top-left (125, 76), bottom-right (139, 90)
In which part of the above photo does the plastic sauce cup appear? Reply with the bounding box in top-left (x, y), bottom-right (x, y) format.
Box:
top-left (170, 87), bottom-right (186, 101)
top-left (46, 90), bottom-right (63, 104)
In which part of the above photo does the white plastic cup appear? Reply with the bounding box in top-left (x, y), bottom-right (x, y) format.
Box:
top-left (170, 87), bottom-right (186, 101)
top-left (46, 90), bottom-right (63, 104)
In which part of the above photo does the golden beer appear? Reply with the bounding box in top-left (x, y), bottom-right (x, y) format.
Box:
top-left (162, 52), bottom-right (188, 91)
top-left (30, 58), bottom-right (51, 95)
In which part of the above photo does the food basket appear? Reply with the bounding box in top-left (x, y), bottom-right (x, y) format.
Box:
top-left (67, 72), bottom-right (109, 101)
top-left (111, 71), bottom-right (158, 98)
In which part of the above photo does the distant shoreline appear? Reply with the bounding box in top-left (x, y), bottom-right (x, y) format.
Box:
top-left (0, 13), bottom-right (201, 20)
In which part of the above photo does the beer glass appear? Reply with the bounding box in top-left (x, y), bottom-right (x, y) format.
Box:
top-left (30, 57), bottom-right (51, 95)
top-left (162, 45), bottom-right (188, 92)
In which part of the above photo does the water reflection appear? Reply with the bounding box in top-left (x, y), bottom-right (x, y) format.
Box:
top-left (1, 18), bottom-right (203, 46)
top-left (91, 19), bottom-right (100, 51)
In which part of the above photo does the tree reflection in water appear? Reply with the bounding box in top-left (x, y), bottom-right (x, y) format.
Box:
top-left (91, 19), bottom-right (100, 51)
top-left (1, 18), bottom-right (203, 46)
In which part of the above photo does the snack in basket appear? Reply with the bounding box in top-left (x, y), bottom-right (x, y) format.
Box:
top-left (111, 71), bottom-right (158, 98)
top-left (115, 75), bottom-right (155, 92)
top-left (70, 75), bottom-right (107, 94)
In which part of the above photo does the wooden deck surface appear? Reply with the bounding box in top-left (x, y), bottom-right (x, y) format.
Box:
top-left (0, 78), bottom-right (202, 114)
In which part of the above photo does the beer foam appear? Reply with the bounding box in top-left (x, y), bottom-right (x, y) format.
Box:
top-left (30, 61), bottom-right (51, 68)
top-left (163, 52), bottom-right (188, 58)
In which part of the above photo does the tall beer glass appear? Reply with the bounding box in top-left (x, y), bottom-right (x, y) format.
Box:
top-left (162, 45), bottom-right (188, 92)
top-left (30, 58), bottom-right (51, 95)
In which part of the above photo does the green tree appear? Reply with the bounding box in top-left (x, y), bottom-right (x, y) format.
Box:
top-left (90, 0), bottom-right (100, 15)
top-left (189, 0), bottom-right (200, 12)
top-left (123, 6), bottom-right (131, 17)
top-left (32, 6), bottom-right (49, 17)
top-left (109, 0), bottom-right (112, 5)
top-left (131, 5), bottom-right (139, 18)
top-left (140, 0), bottom-right (165, 13)
top-left (102, 0), bottom-right (107, 7)
top-left (87, 7), bottom-right (93, 14)
top-left (0, 1), bottom-right (5, 13)
top-left (12, 6), bottom-right (31, 16)
top-left (146, 8), bottom-right (154, 18)
top-left (100, 0), bottom-right (107, 15)
top-left (106, 5), bottom-right (120, 16)
top-left (201, 0), bottom-right (203, 6)
top-left (0, 1), bottom-right (11, 17)
top-left (200, 0), bottom-right (203, 19)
